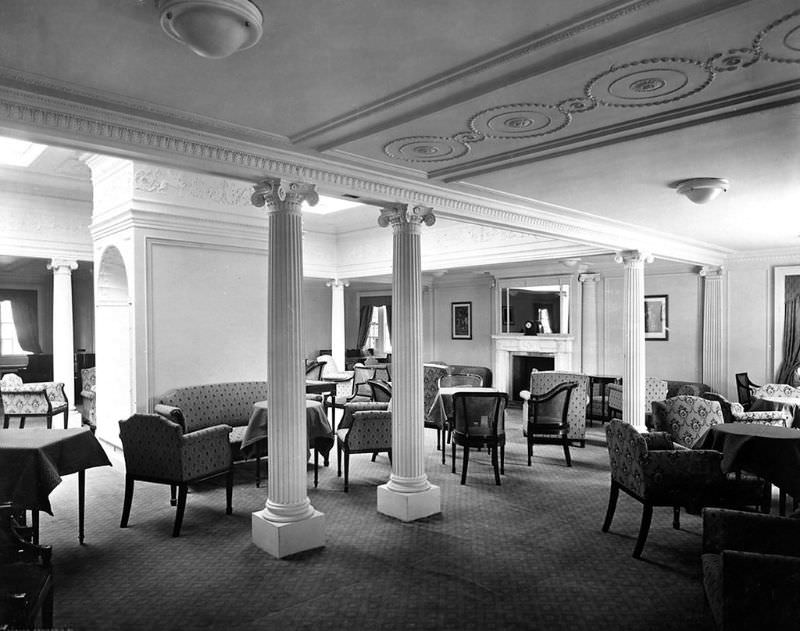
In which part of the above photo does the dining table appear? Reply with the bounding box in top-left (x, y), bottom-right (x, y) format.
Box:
top-left (0, 426), bottom-right (111, 544)
top-left (750, 395), bottom-right (800, 428)
top-left (427, 386), bottom-right (499, 464)
top-left (697, 422), bottom-right (800, 513)
top-left (240, 400), bottom-right (334, 487)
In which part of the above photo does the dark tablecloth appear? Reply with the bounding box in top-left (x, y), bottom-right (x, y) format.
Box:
top-left (0, 427), bottom-right (111, 514)
top-left (240, 400), bottom-right (333, 459)
top-left (698, 423), bottom-right (800, 497)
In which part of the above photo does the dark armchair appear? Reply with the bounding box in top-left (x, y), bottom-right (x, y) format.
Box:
top-left (523, 382), bottom-right (577, 467)
top-left (702, 508), bottom-right (800, 630)
top-left (0, 502), bottom-right (53, 629)
top-left (450, 391), bottom-right (508, 486)
top-left (118, 414), bottom-right (233, 537)
top-left (734, 373), bottom-right (759, 410)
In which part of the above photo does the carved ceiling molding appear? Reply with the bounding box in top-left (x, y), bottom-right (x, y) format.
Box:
top-left (0, 82), bottom-right (728, 266)
top-left (382, 9), bottom-right (800, 165)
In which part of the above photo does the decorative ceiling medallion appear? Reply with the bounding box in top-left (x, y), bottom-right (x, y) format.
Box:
top-left (707, 48), bottom-right (760, 72)
top-left (586, 58), bottom-right (713, 107)
top-left (469, 104), bottom-right (570, 139)
top-left (558, 96), bottom-right (597, 114)
top-left (754, 10), bottom-right (800, 63)
top-left (383, 136), bottom-right (469, 162)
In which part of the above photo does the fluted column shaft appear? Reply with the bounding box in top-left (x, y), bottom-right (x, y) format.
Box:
top-left (378, 205), bottom-right (435, 493)
top-left (251, 178), bottom-right (318, 522)
top-left (579, 273), bottom-right (600, 375)
top-left (616, 251), bottom-right (651, 429)
top-left (701, 266), bottom-right (726, 394)
top-left (48, 259), bottom-right (78, 411)
top-left (326, 279), bottom-right (348, 372)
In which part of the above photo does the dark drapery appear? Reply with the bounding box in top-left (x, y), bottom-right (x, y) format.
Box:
top-left (385, 305), bottom-right (392, 336)
top-left (777, 294), bottom-right (800, 385)
top-left (0, 289), bottom-right (42, 354)
top-left (356, 305), bottom-right (373, 351)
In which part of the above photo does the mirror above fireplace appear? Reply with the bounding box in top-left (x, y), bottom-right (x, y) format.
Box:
top-left (498, 276), bottom-right (570, 335)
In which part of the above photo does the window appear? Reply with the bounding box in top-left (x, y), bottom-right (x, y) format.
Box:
top-left (0, 300), bottom-right (26, 355)
top-left (362, 305), bottom-right (392, 355)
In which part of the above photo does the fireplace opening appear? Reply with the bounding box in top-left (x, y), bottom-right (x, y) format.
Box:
top-left (511, 354), bottom-right (555, 402)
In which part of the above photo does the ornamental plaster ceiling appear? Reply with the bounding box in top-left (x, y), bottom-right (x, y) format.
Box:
top-left (0, 0), bottom-right (798, 266)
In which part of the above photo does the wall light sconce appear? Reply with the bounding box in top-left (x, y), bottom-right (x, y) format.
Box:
top-left (158, 0), bottom-right (263, 59)
top-left (675, 178), bottom-right (730, 204)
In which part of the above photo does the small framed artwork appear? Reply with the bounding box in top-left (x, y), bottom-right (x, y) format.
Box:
top-left (644, 295), bottom-right (669, 341)
top-left (451, 301), bottom-right (472, 340)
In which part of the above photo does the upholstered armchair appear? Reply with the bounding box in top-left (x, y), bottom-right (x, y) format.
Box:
top-left (701, 508), bottom-right (800, 630)
top-left (80, 367), bottom-right (96, 430)
top-left (606, 377), bottom-right (668, 427)
top-left (1, 373), bottom-right (69, 429)
top-left (603, 419), bottom-right (727, 558)
top-left (336, 407), bottom-right (392, 492)
top-left (702, 392), bottom-right (789, 426)
top-left (330, 362), bottom-right (375, 414)
top-left (118, 414), bottom-right (233, 537)
top-left (520, 371), bottom-right (589, 445)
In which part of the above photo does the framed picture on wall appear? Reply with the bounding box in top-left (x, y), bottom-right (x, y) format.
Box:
top-left (451, 301), bottom-right (472, 340)
top-left (644, 295), bottom-right (668, 341)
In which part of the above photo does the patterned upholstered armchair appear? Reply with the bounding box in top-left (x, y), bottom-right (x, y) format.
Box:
top-left (603, 419), bottom-right (727, 558)
top-left (651, 395), bottom-right (724, 449)
top-left (702, 392), bottom-right (789, 426)
top-left (80, 367), bottom-right (96, 429)
top-left (752, 382), bottom-right (800, 399)
top-left (118, 414), bottom-right (233, 537)
top-left (702, 508), bottom-right (800, 630)
top-left (1, 373), bottom-right (69, 429)
top-left (606, 377), bottom-right (668, 427)
top-left (336, 407), bottom-right (392, 492)
top-left (520, 371), bottom-right (589, 445)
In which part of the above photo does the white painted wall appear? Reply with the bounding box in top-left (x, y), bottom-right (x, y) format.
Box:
top-left (429, 279), bottom-right (493, 367)
top-left (303, 280), bottom-right (332, 361)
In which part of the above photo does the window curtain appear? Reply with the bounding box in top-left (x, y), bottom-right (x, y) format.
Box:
top-left (777, 294), bottom-right (800, 385)
top-left (0, 289), bottom-right (43, 354)
top-left (385, 304), bottom-right (392, 336)
top-left (356, 305), bottom-right (373, 351)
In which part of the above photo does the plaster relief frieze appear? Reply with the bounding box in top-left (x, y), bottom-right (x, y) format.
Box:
top-left (134, 166), bottom-right (253, 209)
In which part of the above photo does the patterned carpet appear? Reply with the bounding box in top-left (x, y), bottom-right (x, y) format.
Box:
top-left (36, 410), bottom-right (724, 631)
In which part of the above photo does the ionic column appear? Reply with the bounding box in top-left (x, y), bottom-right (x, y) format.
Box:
top-left (701, 266), bottom-right (726, 394)
top-left (250, 178), bottom-right (325, 558)
top-left (579, 272), bottom-right (600, 375)
top-left (615, 251), bottom-right (652, 429)
top-left (326, 279), bottom-right (349, 372)
top-left (48, 258), bottom-right (78, 414)
top-left (376, 204), bottom-right (441, 521)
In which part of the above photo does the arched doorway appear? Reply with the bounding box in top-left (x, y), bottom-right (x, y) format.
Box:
top-left (95, 245), bottom-right (133, 447)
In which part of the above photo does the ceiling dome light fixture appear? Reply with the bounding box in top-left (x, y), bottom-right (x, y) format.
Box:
top-left (675, 177), bottom-right (730, 204)
top-left (158, 0), bottom-right (263, 59)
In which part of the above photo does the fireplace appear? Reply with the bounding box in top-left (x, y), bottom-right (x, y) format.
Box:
top-left (492, 334), bottom-right (574, 399)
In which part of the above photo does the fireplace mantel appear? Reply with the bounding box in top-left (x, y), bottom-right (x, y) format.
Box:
top-left (493, 334), bottom-right (574, 395)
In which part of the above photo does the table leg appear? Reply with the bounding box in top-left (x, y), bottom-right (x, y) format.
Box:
top-left (32, 509), bottom-right (39, 545)
top-left (78, 469), bottom-right (85, 544)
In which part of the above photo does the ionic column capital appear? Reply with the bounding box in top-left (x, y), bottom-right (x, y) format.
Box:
top-left (614, 250), bottom-right (654, 267)
top-left (47, 259), bottom-right (79, 273)
top-left (699, 265), bottom-right (725, 278)
top-left (377, 204), bottom-right (436, 231)
top-left (251, 177), bottom-right (319, 213)
top-left (325, 279), bottom-right (350, 289)
top-left (579, 272), bottom-right (600, 284)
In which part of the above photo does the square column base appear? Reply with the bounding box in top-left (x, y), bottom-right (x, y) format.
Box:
top-left (377, 484), bottom-right (441, 522)
top-left (251, 509), bottom-right (325, 558)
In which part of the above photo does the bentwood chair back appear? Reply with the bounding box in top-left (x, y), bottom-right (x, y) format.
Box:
top-left (367, 379), bottom-right (392, 403)
top-left (305, 360), bottom-right (326, 381)
top-left (450, 391), bottom-right (507, 485)
top-left (735, 373), bottom-right (759, 410)
top-left (524, 381), bottom-right (577, 467)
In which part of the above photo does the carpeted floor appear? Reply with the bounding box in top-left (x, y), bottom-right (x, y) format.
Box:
top-left (35, 410), bottom-right (728, 630)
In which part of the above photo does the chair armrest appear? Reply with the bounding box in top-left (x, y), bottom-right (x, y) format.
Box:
top-left (180, 424), bottom-right (233, 478)
top-left (702, 508), bottom-right (800, 556)
top-left (732, 410), bottom-right (790, 426)
top-left (519, 390), bottom-right (531, 401)
top-left (641, 449), bottom-right (724, 485)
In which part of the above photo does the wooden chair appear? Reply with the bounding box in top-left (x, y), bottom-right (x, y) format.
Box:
top-left (367, 379), bottom-right (392, 403)
top-left (305, 360), bottom-right (326, 381)
top-left (450, 391), bottom-right (508, 485)
top-left (439, 373), bottom-right (483, 388)
top-left (118, 414), bottom-right (234, 537)
top-left (735, 373), bottom-right (759, 410)
top-left (0, 502), bottom-right (53, 629)
top-left (524, 382), bottom-right (577, 467)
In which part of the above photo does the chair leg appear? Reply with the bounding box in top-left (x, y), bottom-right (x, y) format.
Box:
top-left (20, 415), bottom-right (27, 429)
top-left (527, 435), bottom-right (533, 466)
top-left (120, 474), bottom-right (134, 528)
top-left (170, 484), bottom-right (178, 506)
top-left (226, 468), bottom-right (233, 515)
top-left (2, 414), bottom-right (8, 428)
top-left (314, 448), bottom-right (319, 488)
top-left (461, 445), bottom-right (470, 485)
top-left (601, 481), bottom-right (619, 532)
top-left (255, 456), bottom-right (261, 488)
top-left (451, 440), bottom-right (456, 474)
top-left (387, 449), bottom-right (392, 465)
top-left (173, 484), bottom-right (188, 537)
top-left (500, 444), bottom-right (505, 475)
top-left (441, 427), bottom-right (446, 465)
top-left (42, 580), bottom-right (54, 629)
top-left (337, 443), bottom-right (342, 477)
top-left (672, 506), bottom-right (680, 530)
top-left (633, 503), bottom-right (653, 559)
top-left (343, 450), bottom-right (350, 493)
top-left (371, 451), bottom-right (378, 462)
top-left (491, 443), bottom-right (500, 486)
top-left (562, 436), bottom-right (572, 467)
top-left (63, 409), bottom-right (69, 429)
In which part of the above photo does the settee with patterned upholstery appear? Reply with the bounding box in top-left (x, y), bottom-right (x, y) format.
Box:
top-left (0, 373), bottom-right (69, 429)
top-left (520, 371), bottom-right (589, 445)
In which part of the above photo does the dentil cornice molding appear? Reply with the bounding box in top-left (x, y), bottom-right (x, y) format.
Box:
top-left (0, 77), bottom-right (730, 266)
